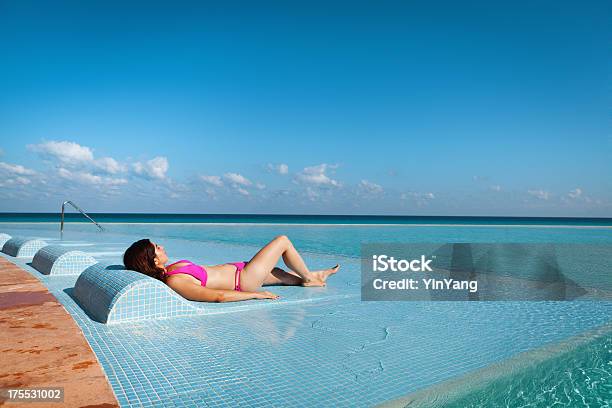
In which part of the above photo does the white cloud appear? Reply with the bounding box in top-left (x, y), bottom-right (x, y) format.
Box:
top-left (58, 167), bottom-right (128, 186)
top-left (295, 164), bottom-right (340, 187)
top-left (359, 180), bottom-right (383, 195)
top-left (133, 156), bottom-right (168, 180)
top-left (94, 157), bottom-right (127, 174)
top-left (489, 185), bottom-right (502, 192)
top-left (224, 172), bottom-right (252, 186)
top-left (527, 189), bottom-right (550, 200)
top-left (305, 187), bottom-right (319, 201)
top-left (568, 188), bottom-right (582, 199)
top-left (562, 187), bottom-right (595, 204)
top-left (274, 189), bottom-right (290, 197)
top-left (400, 192), bottom-right (435, 206)
top-left (204, 187), bottom-right (218, 199)
top-left (401, 192), bottom-right (435, 200)
top-left (15, 177), bottom-right (31, 185)
top-left (200, 175), bottom-right (224, 187)
top-left (0, 161), bottom-right (39, 189)
top-left (27, 140), bottom-right (129, 178)
top-left (28, 140), bottom-right (94, 164)
top-left (267, 163), bottom-right (289, 175)
top-left (0, 177), bottom-right (32, 187)
top-left (255, 182), bottom-right (266, 190)
top-left (237, 188), bottom-right (250, 196)
top-left (0, 161), bottom-right (37, 176)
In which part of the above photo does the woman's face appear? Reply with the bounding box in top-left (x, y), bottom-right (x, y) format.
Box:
top-left (152, 241), bottom-right (168, 266)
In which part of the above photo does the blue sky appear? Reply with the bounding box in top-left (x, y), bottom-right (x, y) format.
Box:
top-left (0, 1), bottom-right (610, 216)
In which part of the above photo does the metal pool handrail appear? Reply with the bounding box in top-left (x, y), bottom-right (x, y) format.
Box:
top-left (60, 200), bottom-right (104, 232)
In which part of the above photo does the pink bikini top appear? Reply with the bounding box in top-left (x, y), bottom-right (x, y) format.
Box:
top-left (165, 259), bottom-right (208, 286)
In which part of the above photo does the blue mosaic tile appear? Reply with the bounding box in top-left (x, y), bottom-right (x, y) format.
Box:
top-left (31, 244), bottom-right (98, 275)
top-left (2, 236), bottom-right (48, 257)
top-left (0, 233), bottom-right (11, 248)
top-left (74, 263), bottom-right (199, 324)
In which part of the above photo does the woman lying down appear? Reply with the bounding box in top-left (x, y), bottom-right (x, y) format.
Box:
top-left (123, 235), bottom-right (340, 302)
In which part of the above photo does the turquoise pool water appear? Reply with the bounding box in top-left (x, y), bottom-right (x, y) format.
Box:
top-left (445, 328), bottom-right (612, 407)
top-left (1, 219), bottom-right (610, 407)
top-left (3, 219), bottom-right (612, 259)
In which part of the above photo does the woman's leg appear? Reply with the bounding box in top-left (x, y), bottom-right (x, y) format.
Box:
top-left (262, 267), bottom-right (303, 286)
top-left (241, 235), bottom-right (338, 291)
top-left (241, 236), bottom-right (310, 291)
top-left (262, 267), bottom-right (341, 286)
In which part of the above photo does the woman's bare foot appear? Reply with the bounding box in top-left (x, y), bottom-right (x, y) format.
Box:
top-left (302, 264), bottom-right (340, 287)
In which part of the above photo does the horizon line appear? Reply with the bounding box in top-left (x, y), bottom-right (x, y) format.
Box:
top-left (0, 212), bottom-right (610, 220)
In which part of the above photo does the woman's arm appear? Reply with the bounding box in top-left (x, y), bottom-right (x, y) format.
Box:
top-left (167, 277), bottom-right (279, 302)
top-left (214, 289), bottom-right (280, 303)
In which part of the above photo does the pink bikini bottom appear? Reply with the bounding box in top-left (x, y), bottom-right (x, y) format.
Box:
top-left (228, 261), bottom-right (247, 291)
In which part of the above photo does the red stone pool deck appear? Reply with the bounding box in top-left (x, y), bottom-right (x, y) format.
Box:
top-left (0, 257), bottom-right (119, 407)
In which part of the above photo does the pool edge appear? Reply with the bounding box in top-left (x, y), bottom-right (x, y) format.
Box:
top-left (0, 256), bottom-right (120, 407)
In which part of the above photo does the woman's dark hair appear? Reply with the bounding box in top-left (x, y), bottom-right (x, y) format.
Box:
top-left (123, 239), bottom-right (167, 283)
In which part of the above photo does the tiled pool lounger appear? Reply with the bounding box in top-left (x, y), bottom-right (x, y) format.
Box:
top-left (0, 233), bottom-right (11, 248)
top-left (2, 236), bottom-right (48, 257)
top-left (32, 244), bottom-right (97, 276)
top-left (73, 262), bottom-right (355, 324)
top-left (1, 230), bottom-right (611, 407)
